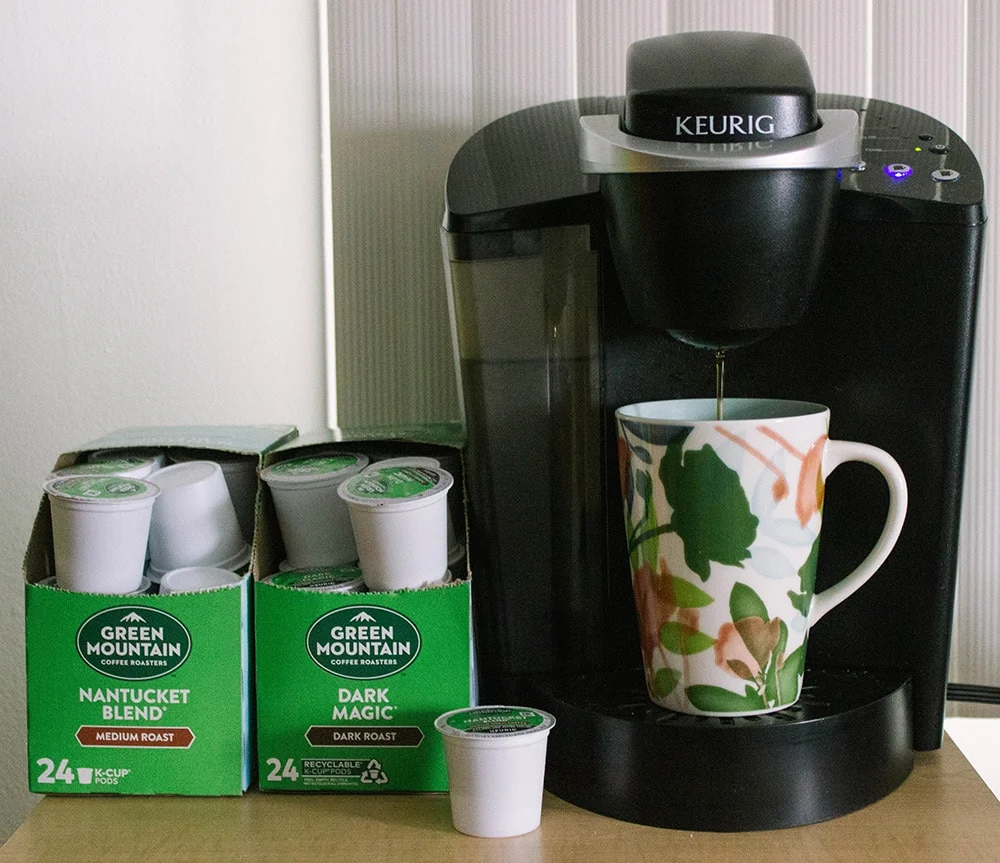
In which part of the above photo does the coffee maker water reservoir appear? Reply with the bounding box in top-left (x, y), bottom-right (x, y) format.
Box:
top-left (442, 32), bottom-right (986, 830)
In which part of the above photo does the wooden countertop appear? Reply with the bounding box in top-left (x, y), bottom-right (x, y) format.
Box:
top-left (2, 737), bottom-right (997, 862)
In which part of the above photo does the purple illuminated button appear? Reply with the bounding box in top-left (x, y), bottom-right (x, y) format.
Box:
top-left (885, 163), bottom-right (913, 179)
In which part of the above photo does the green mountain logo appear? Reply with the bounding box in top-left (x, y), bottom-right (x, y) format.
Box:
top-left (306, 605), bottom-right (421, 680)
top-left (76, 606), bottom-right (192, 680)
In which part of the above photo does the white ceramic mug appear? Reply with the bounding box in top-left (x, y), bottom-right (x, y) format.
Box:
top-left (616, 398), bottom-right (907, 716)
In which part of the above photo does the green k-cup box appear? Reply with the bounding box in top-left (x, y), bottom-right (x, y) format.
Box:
top-left (24, 425), bottom-right (296, 796)
top-left (254, 425), bottom-right (474, 792)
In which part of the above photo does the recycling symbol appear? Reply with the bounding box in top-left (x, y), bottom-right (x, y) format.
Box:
top-left (360, 759), bottom-right (388, 785)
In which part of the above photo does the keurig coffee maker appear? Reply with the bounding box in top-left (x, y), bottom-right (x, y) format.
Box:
top-left (441, 32), bottom-right (986, 830)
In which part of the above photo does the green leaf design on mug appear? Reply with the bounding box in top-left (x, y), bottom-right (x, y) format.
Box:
top-left (653, 667), bottom-right (682, 698)
top-left (729, 582), bottom-right (769, 623)
top-left (672, 577), bottom-right (714, 609)
top-left (660, 622), bottom-right (715, 655)
top-left (777, 644), bottom-right (806, 700)
top-left (788, 535), bottom-right (820, 616)
top-left (660, 440), bottom-right (758, 582)
top-left (716, 583), bottom-right (801, 711)
top-left (764, 620), bottom-right (789, 705)
top-left (686, 684), bottom-right (766, 713)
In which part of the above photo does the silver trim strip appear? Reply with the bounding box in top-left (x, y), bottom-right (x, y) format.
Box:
top-left (579, 109), bottom-right (860, 173)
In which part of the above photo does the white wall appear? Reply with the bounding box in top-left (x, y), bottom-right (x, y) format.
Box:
top-left (0, 0), bottom-right (327, 840)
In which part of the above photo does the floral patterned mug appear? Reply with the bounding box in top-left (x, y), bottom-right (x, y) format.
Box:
top-left (616, 399), bottom-right (907, 716)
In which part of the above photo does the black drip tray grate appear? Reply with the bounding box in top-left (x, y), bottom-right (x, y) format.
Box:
top-left (535, 665), bottom-right (905, 728)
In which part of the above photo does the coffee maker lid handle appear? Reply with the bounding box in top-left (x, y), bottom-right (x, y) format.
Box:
top-left (579, 108), bottom-right (860, 173)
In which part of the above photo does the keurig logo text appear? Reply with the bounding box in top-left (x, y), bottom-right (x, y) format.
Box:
top-left (674, 114), bottom-right (776, 136)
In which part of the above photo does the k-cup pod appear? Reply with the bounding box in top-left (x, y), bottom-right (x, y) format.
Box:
top-left (36, 574), bottom-right (152, 593)
top-left (260, 452), bottom-right (369, 569)
top-left (158, 566), bottom-right (244, 594)
top-left (338, 466), bottom-right (453, 592)
top-left (364, 456), bottom-right (463, 563)
top-left (435, 706), bottom-right (556, 838)
top-left (169, 449), bottom-right (258, 544)
top-left (48, 454), bottom-right (161, 481)
top-left (146, 461), bottom-right (250, 576)
top-left (91, 448), bottom-right (167, 471)
top-left (44, 475), bottom-right (159, 594)
top-left (262, 564), bottom-right (365, 593)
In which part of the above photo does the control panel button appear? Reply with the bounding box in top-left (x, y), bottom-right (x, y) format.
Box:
top-left (931, 169), bottom-right (960, 182)
top-left (885, 163), bottom-right (913, 179)
top-left (929, 144), bottom-right (949, 154)
top-left (918, 134), bottom-right (934, 141)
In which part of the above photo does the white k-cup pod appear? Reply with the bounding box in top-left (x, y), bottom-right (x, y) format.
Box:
top-left (260, 452), bottom-right (369, 569)
top-left (262, 565), bottom-right (365, 593)
top-left (44, 475), bottom-right (160, 594)
top-left (169, 449), bottom-right (258, 544)
top-left (48, 455), bottom-right (161, 481)
top-left (338, 466), bottom-right (453, 592)
top-left (146, 461), bottom-right (250, 576)
top-left (158, 566), bottom-right (244, 594)
top-left (36, 574), bottom-right (152, 594)
top-left (435, 706), bottom-right (556, 838)
top-left (91, 448), bottom-right (167, 471)
top-left (363, 456), bottom-right (463, 563)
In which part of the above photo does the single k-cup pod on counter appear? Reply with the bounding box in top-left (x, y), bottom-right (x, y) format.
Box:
top-left (146, 461), bottom-right (250, 576)
top-left (337, 466), bottom-right (453, 592)
top-left (262, 564), bottom-right (365, 593)
top-left (158, 566), bottom-right (244, 595)
top-left (435, 706), bottom-right (556, 838)
top-left (44, 475), bottom-right (160, 594)
top-left (260, 452), bottom-right (369, 569)
top-left (48, 454), bottom-right (162, 481)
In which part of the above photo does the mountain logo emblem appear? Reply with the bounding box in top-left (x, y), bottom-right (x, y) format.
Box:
top-left (76, 606), bottom-right (192, 681)
top-left (306, 605), bottom-right (421, 680)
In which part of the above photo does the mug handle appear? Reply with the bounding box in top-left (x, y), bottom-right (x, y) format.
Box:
top-left (808, 441), bottom-right (908, 626)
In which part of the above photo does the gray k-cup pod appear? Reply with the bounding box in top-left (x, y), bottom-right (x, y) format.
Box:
top-left (262, 565), bottom-right (365, 593)
top-left (260, 452), bottom-right (370, 569)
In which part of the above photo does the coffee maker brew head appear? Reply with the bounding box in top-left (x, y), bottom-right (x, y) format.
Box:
top-left (579, 32), bottom-right (861, 349)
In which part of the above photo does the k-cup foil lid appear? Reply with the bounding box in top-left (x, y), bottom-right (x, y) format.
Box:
top-left (43, 475), bottom-right (159, 504)
top-left (338, 466), bottom-right (453, 507)
top-left (261, 453), bottom-right (369, 488)
top-left (362, 455), bottom-right (441, 472)
top-left (435, 706), bottom-right (556, 738)
top-left (263, 565), bottom-right (365, 592)
top-left (49, 456), bottom-right (158, 479)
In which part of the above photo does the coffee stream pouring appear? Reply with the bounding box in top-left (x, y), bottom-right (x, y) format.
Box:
top-left (442, 31), bottom-right (985, 830)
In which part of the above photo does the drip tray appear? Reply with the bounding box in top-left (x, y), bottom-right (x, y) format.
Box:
top-left (523, 666), bottom-right (914, 831)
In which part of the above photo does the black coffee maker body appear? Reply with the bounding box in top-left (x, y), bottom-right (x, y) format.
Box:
top-left (441, 32), bottom-right (986, 831)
